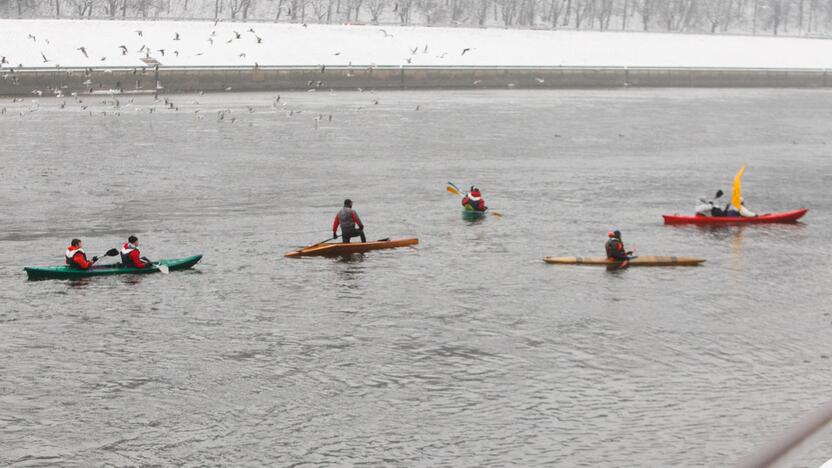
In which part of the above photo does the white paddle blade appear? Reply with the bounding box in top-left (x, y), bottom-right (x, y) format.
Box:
top-left (156, 264), bottom-right (169, 274)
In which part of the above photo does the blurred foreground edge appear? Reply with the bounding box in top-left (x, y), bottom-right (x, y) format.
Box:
top-left (736, 400), bottom-right (832, 468)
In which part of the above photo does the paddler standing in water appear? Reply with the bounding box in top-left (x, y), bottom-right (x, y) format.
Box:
top-left (333, 199), bottom-right (366, 243)
top-left (461, 186), bottom-right (487, 213)
top-left (65, 239), bottom-right (98, 270)
top-left (605, 230), bottom-right (632, 261)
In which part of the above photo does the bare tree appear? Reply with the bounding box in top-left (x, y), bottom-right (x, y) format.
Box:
top-left (365, 0), bottom-right (385, 23)
top-left (635, 0), bottom-right (654, 30)
top-left (497, 0), bottom-right (518, 25)
top-left (309, 0), bottom-right (328, 20)
top-left (417, 0), bottom-right (444, 23)
top-left (397, 0), bottom-right (414, 23)
top-left (545, 0), bottom-right (565, 27)
top-left (596, 0), bottom-right (613, 29)
top-left (474, 0), bottom-right (490, 24)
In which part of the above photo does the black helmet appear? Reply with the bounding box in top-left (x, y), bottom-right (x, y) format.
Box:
top-left (613, 230), bottom-right (621, 239)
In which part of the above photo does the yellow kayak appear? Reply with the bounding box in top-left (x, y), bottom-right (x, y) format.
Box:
top-left (543, 256), bottom-right (705, 266)
top-left (285, 238), bottom-right (419, 258)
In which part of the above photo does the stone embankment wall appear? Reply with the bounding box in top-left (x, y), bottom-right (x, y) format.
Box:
top-left (0, 66), bottom-right (829, 96)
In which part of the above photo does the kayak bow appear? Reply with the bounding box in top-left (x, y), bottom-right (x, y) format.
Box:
top-left (663, 208), bottom-right (807, 225)
top-left (285, 238), bottom-right (419, 258)
top-left (544, 256), bottom-right (704, 267)
top-left (24, 255), bottom-right (203, 280)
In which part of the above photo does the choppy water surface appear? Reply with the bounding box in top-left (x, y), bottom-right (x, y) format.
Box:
top-left (1, 89), bottom-right (831, 466)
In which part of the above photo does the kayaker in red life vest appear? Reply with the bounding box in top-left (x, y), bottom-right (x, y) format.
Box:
top-left (605, 230), bottom-right (632, 261)
top-left (333, 199), bottom-right (366, 243)
top-left (462, 187), bottom-right (487, 212)
top-left (65, 238), bottom-right (98, 270)
top-left (121, 235), bottom-right (151, 268)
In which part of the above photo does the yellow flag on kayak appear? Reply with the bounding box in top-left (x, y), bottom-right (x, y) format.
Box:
top-left (731, 164), bottom-right (746, 210)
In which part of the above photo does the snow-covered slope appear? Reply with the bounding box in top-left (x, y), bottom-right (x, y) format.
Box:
top-left (1, 19), bottom-right (831, 69)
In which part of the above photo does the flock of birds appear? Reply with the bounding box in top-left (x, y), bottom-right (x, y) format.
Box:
top-left (0, 20), bottom-right (479, 70)
top-left (0, 81), bottom-right (428, 132)
top-left (0, 21), bottom-right (546, 127)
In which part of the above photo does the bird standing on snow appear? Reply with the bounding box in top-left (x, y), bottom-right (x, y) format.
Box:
top-left (40, 52), bottom-right (49, 63)
top-left (135, 30), bottom-right (143, 36)
top-left (173, 32), bottom-right (180, 40)
top-left (119, 45), bottom-right (128, 55)
top-left (379, 29), bottom-right (394, 38)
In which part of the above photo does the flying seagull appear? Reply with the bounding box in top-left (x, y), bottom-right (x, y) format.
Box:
top-left (77, 47), bottom-right (88, 58)
top-left (461, 48), bottom-right (472, 56)
top-left (119, 45), bottom-right (128, 55)
top-left (233, 31), bottom-right (241, 39)
top-left (40, 52), bottom-right (49, 63)
top-left (379, 29), bottom-right (394, 38)
top-left (135, 30), bottom-right (143, 37)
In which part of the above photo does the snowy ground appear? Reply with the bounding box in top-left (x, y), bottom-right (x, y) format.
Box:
top-left (2, 19), bottom-right (832, 69)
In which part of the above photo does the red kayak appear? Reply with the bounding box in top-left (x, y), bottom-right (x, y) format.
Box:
top-left (663, 208), bottom-right (808, 225)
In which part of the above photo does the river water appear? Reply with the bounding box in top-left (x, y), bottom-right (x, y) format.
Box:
top-left (1, 89), bottom-right (831, 466)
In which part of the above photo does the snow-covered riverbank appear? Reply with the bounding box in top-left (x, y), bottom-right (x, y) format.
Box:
top-left (2, 18), bottom-right (832, 69)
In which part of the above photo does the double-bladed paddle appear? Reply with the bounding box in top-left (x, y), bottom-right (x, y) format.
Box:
top-left (446, 181), bottom-right (503, 217)
top-left (95, 248), bottom-right (119, 263)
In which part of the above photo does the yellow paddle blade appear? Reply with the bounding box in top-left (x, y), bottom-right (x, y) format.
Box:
top-left (731, 164), bottom-right (746, 209)
top-left (446, 185), bottom-right (461, 196)
top-left (490, 211), bottom-right (503, 217)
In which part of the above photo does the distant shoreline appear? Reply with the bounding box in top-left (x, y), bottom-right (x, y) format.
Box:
top-left (1, 66), bottom-right (830, 97)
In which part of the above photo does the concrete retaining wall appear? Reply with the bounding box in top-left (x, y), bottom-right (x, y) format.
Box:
top-left (0, 66), bottom-right (829, 96)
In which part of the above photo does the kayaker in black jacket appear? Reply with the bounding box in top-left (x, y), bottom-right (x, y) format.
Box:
top-left (333, 199), bottom-right (366, 243)
top-left (605, 231), bottom-right (631, 261)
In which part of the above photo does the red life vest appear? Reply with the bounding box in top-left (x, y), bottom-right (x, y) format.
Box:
top-left (462, 190), bottom-right (486, 211)
top-left (121, 243), bottom-right (147, 268)
top-left (65, 246), bottom-right (91, 269)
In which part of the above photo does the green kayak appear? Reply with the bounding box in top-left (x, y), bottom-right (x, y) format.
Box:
top-left (462, 209), bottom-right (487, 220)
top-left (25, 255), bottom-right (202, 280)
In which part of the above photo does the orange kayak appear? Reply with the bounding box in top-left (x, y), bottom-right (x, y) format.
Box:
top-left (285, 238), bottom-right (419, 258)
